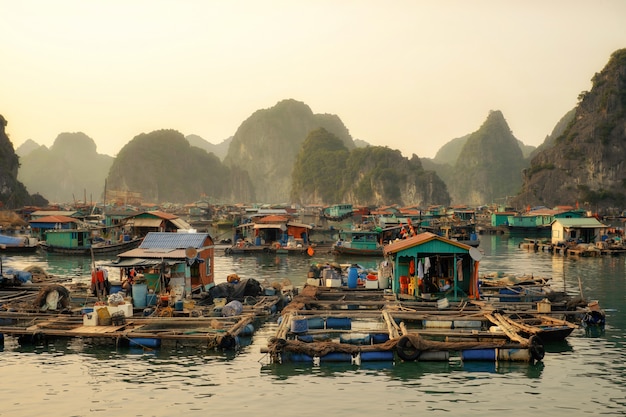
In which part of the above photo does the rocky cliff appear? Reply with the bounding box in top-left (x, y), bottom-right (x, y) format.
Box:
top-left (444, 110), bottom-right (526, 205)
top-left (18, 132), bottom-right (113, 204)
top-left (0, 115), bottom-right (47, 208)
top-left (106, 129), bottom-right (255, 204)
top-left (290, 128), bottom-right (450, 206)
top-left (223, 99), bottom-right (355, 203)
top-left (513, 48), bottom-right (626, 211)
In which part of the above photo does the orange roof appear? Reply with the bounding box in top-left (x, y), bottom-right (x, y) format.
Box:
top-left (29, 215), bottom-right (79, 224)
top-left (383, 232), bottom-right (471, 255)
top-left (258, 215), bottom-right (290, 223)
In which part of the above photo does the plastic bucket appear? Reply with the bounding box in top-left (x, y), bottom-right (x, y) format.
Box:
top-left (132, 284), bottom-right (147, 308)
top-left (307, 317), bottom-right (325, 329)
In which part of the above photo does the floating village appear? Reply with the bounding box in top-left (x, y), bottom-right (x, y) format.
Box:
top-left (0, 201), bottom-right (617, 366)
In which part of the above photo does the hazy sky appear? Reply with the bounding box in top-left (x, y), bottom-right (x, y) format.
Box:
top-left (3, 1), bottom-right (626, 159)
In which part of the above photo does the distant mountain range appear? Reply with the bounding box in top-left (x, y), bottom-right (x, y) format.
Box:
top-left (6, 47), bottom-right (626, 212)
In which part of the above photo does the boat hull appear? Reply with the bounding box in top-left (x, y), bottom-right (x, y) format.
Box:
top-left (332, 246), bottom-right (383, 257)
top-left (39, 238), bottom-right (143, 255)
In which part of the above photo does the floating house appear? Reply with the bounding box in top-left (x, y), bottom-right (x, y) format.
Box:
top-left (383, 232), bottom-right (482, 300)
top-left (111, 231), bottom-right (215, 303)
top-left (123, 210), bottom-right (193, 235)
top-left (551, 217), bottom-right (608, 245)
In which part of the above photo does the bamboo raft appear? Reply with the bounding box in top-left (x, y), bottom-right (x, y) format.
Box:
top-left (263, 285), bottom-right (547, 364)
top-left (0, 310), bottom-right (258, 350)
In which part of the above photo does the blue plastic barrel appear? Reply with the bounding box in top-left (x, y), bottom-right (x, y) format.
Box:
top-left (326, 317), bottom-right (352, 329)
top-left (319, 352), bottom-right (353, 362)
top-left (348, 266), bottom-right (358, 289)
top-left (129, 338), bottom-right (161, 348)
top-left (461, 348), bottom-right (496, 361)
top-left (360, 351), bottom-right (395, 362)
top-left (307, 317), bottom-right (325, 329)
top-left (222, 300), bottom-right (243, 317)
top-left (132, 284), bottom-right (147, 308)
top-left (146, 293), bottom-right (157, 306)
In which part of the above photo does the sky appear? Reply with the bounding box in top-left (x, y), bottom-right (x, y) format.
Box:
top-left (2, 1), bottom-right (626, 159)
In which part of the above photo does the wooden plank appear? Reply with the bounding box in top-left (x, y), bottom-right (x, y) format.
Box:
top-left (67, 325), bottom-right (126, 334)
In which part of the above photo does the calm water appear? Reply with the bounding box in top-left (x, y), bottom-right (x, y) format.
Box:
top-left (1, 235), bottom-right (625, 417)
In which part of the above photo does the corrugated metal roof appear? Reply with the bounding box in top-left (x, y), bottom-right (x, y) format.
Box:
top-left (139, 232), bottom-right (210, 249)
top-left (170, 217), bottom-right (192, 230)
top-left (31, 211), bottom-right (78, 217)
top-left (553, 218), bottom-right (607, 228)
top-left (118, 248), bottom-right (188, 259)
top-left (383, 232), bottom-right (471, 255)
top-left (129, 218), bottom-right (163, 227)
top-left (101, 257), bottom-right (180, 267)
top-left (287, 222), bottom-right (313, 229)
top-left (253, 224), bottom-right (283, 229)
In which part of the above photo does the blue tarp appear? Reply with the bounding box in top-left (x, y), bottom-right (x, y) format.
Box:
top-left (0, 233), bottom-right (25, 246)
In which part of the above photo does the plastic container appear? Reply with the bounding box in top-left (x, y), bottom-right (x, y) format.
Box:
top-left (129, 338), bottom-right (161, 348)
top-left (132, 284), bottom-right (148, 308)
top-left (347, 267), bottom-right (358, 289)
top-left (319, 352), bottom-right (353, 362)
top-left (418, 350), bottom-right (450, 361)
top-left (360, 351), bottom-right (395, 362)
top-left (326, 317), bottom-right (352, 329)
top-left (146, 293), bottom-right (157, 306)
top-left (282, 353), bottom-right (313, 362)
top-left (372, 333), bottom-right (390, 344)
top-left (222, 300), bottom-right (243, 317)
top-left (497, 348), bottom-right (531, 362)
top-left (340, 332), bottom-right (372, 345)
top-left (82, 310), bottom-right (98, 326)
top-left (423, 320), bottom-right (453, 329)
top-left (174, 300), bottom-right (183, 311)
top-left (290, 317), bottom-right (309, 333)
top-left (461, 348), bottom-right (496, 361)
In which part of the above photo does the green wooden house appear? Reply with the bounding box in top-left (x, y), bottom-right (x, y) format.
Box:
top-left (383, 232), bottom-right (481, 300)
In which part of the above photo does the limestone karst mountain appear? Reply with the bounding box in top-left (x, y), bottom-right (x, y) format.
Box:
top-left (513, 48), bottom-right (626, 211)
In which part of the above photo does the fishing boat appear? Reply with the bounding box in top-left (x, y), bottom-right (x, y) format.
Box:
top-left (331, 225), bottom-right (405, 257)
top-left (332, 229), bottom-right (383, 257)
top-left (0, 233), bottom-right (39, 253)
top-left (489, 311), bottom-right (578, 342)
top-left (38, 228), bottom-right (143, 255)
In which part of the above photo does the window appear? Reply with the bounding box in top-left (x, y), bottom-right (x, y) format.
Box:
top-left (205, 258), bottom-right (212, 276)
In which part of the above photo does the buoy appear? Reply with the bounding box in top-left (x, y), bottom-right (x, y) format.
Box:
top-left (307, 247), bottom-right (314, 256)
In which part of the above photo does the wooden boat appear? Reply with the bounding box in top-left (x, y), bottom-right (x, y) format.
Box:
top-left (39, 228), bottom-right (143, 255)
top-left (490, 311), bottom-right (578, 342)
top-left (0, 233), bottom-right (39, 253)
top-left (332, 229), bottom-right (383, 257)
